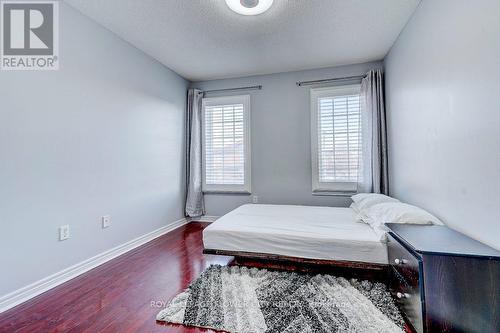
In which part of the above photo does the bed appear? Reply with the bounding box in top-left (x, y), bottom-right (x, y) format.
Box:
top-left (202, 204), bottom-right (389, 270)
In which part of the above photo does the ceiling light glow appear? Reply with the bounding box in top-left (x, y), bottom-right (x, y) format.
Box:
top-left (225, 0), bottom-right (274, 16)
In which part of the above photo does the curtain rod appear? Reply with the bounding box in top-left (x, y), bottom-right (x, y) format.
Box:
top-left (296, 75), bottom-right (366, 87)
top-left (202, 85), bottom-right (262, 95)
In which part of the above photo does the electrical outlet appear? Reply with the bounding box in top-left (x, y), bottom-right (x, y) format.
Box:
top-left (102, 215), bottom-right (111, 228)
top-left (252, 195), bottom-right (259, 204)
top-left (59, 225), bottom-right (70, 241)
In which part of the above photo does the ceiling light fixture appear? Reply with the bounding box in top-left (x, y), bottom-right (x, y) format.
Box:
top-left (225, 0), bottom-right (274, 16)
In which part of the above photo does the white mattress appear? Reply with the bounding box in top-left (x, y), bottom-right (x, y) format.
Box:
top-left (203, 204), bottom-right (388, 264)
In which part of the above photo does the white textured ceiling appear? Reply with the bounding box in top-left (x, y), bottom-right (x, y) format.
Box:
top-left (65, 0), bottom-right (420, 81)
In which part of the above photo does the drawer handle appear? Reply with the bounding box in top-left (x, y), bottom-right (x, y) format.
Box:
top-left (394, 258), bottom-right (408, 265)
top-left (396, 292), bottom-right (410, 299)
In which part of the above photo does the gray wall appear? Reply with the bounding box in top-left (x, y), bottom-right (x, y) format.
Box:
top-left (0, 3), bottom-right (187, 296)
top-left (192, 62), bottom-right (382, 216)
top-left (385, 0), bottom-right (500, 250)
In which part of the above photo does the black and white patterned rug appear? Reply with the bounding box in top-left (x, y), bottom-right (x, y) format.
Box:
top-left (157, 265), bottom-right (404, 333)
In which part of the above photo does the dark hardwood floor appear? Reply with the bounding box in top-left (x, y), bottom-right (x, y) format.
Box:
top-left (0, 222), bottom-right (232, 333)
top-left (0, 222), bottom-right (412, 333)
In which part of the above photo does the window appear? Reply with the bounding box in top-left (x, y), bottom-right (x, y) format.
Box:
top-left (311, 85), bottom-right (362, 193)
top-left (202, 95), bottom-right (251, 193)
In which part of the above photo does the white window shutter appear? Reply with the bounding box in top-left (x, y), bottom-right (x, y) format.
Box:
top-left (311, 85), bottom-right (362, 193)
top-left (202, 95), bottom-right (251, 193)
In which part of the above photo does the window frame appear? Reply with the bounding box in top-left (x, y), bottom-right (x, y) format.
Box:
top-left (201, 94), bottom-right (251, 194)
top-left (310, 84), bottom-right (362, 195)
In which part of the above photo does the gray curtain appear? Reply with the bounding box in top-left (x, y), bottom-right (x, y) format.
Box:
top-left (359, 69), bottom-right (389, 194)
top-left (185, 89), bottom-right (205, 217)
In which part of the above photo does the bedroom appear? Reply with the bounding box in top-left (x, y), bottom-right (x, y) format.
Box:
top-left (0, 0), bottom-right (499, 332)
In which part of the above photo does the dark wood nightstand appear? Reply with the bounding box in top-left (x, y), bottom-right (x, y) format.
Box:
top-left (385, 223), bottom-right (500, 333)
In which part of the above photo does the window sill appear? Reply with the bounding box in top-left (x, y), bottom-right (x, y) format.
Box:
top-left (312, 191), bottom-right (356, 197)
top-left (203, 190), bottom-right (251, 195)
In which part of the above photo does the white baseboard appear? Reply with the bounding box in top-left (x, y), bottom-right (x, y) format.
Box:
top-left (190, 215), bottom-right (219, 223)
top-left (0, 217), bottom-right (189, 314)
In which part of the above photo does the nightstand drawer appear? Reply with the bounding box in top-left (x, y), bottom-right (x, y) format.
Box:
top-left (390, 267), bottom-right (424, 333)
top-left (387, 232), bottom-right (420, 286)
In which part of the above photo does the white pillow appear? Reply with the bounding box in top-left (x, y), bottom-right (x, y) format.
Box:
top-left (351, 193), bottom-right (374, 203)
top-left (349, 202), bottom-right (360, 213)
top-left (364, 202), bottom-right (443, 228)
top-left (355, 194), bottom-right (400, 213)
top-left (350, 203), bottom-right (368, 223)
